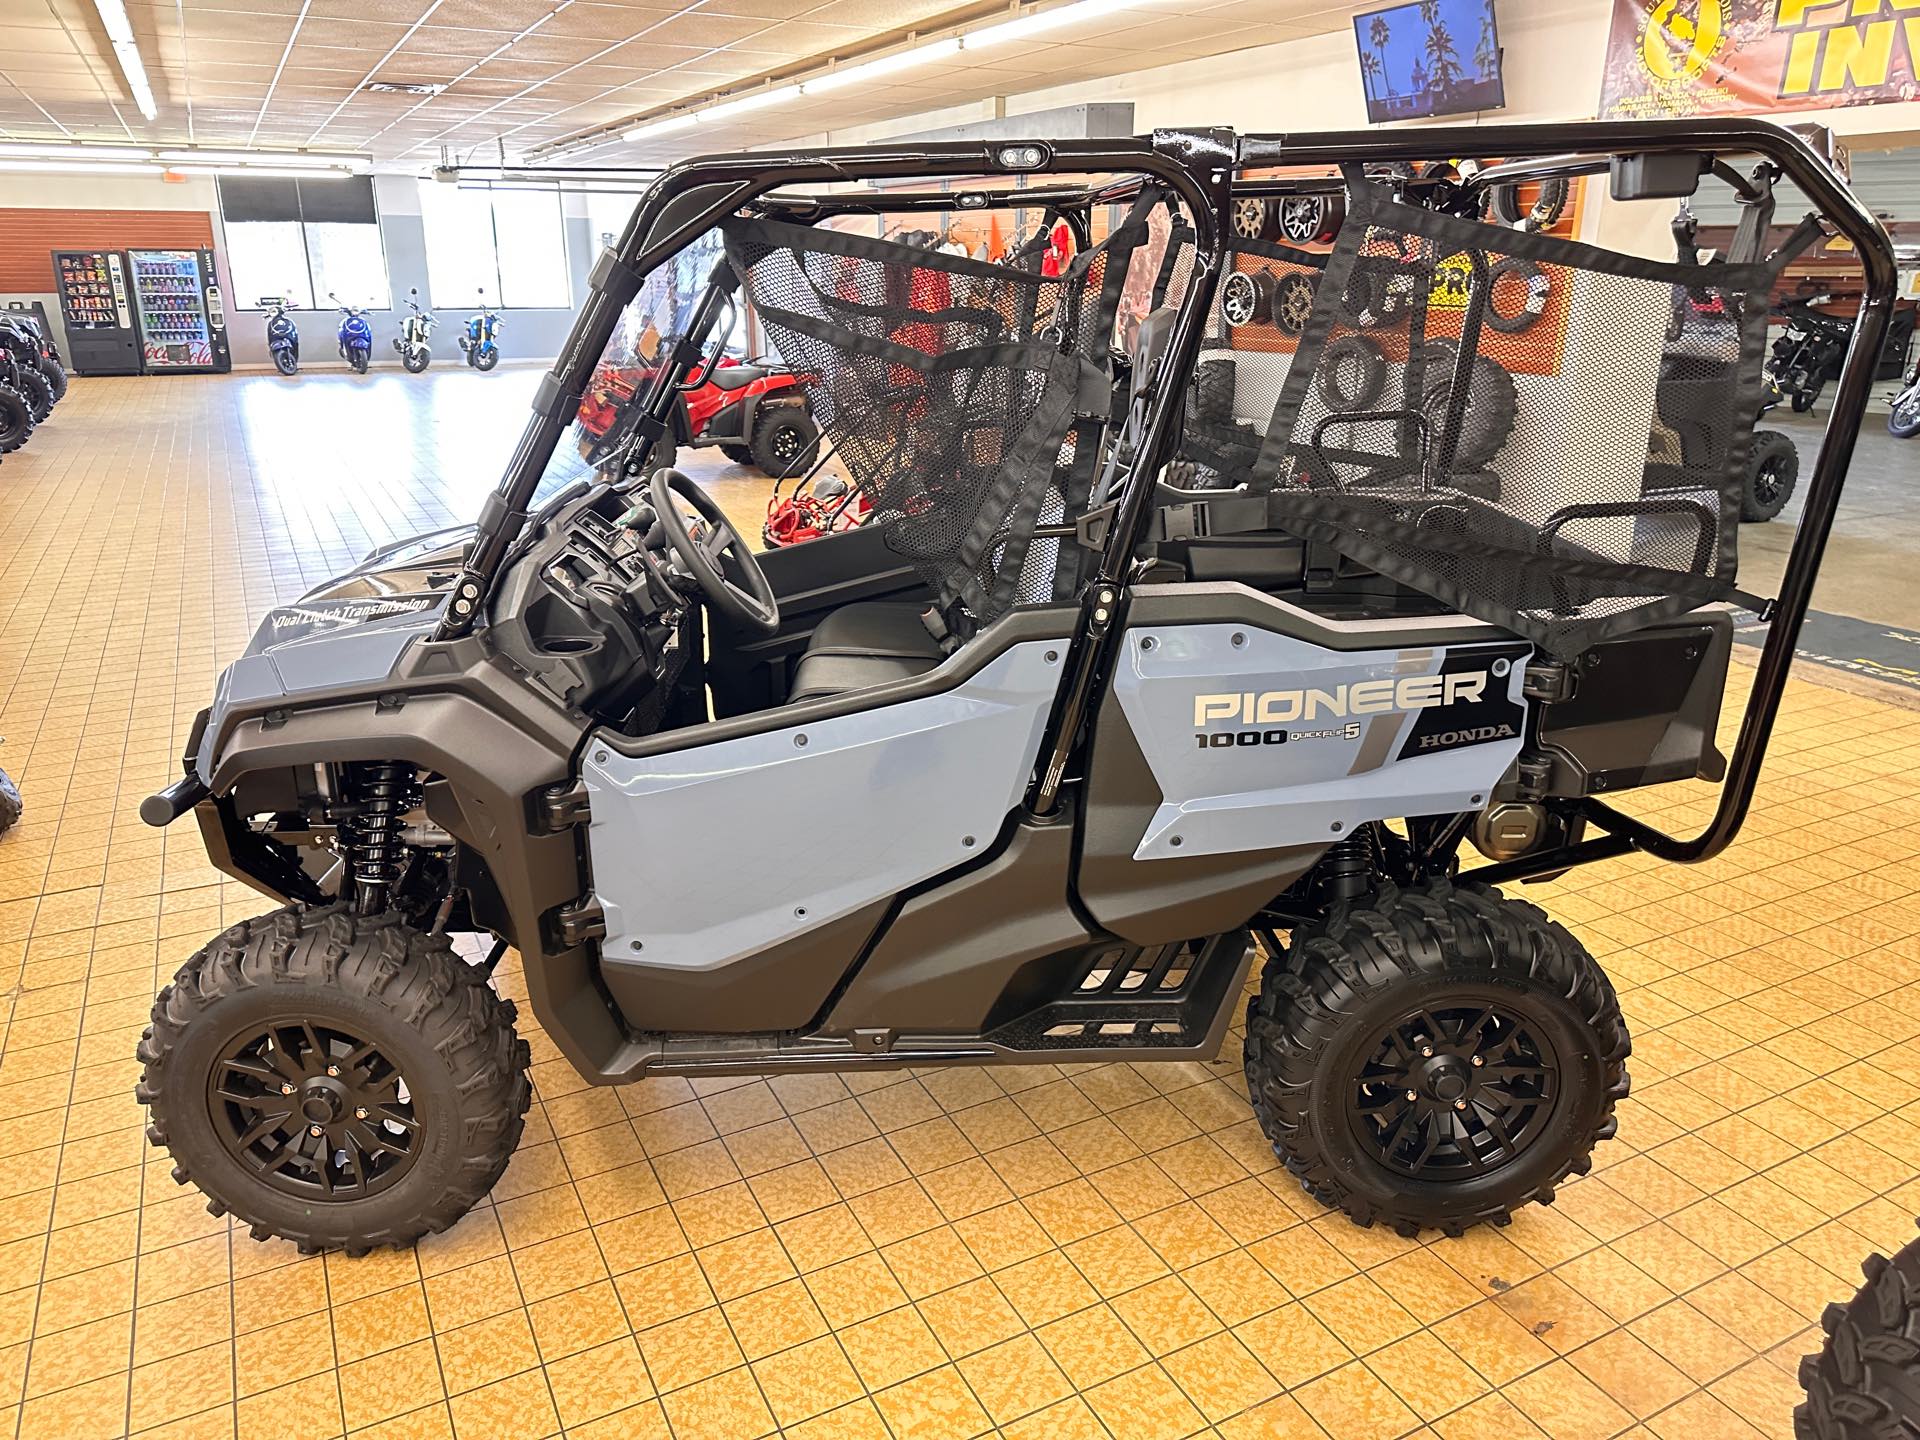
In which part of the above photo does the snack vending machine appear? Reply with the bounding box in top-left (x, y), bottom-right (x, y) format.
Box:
top-left (51, 249), bottom-right (141, 375)
top-left (127, 248), bottom-right (231, 374)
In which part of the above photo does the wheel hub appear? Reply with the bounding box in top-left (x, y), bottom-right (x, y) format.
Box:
top-left (208, 1018), bottom-right (420, 1201)
top-left (1349, 1001), bottom-right (1560, 1182)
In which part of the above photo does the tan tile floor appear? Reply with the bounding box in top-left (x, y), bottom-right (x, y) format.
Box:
top-left (1, 369), bottom-right (1917, 1440)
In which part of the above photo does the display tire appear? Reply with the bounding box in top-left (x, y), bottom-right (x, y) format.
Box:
top-left (1191, 357), bottom-right (1237, 427)
top-left (14, 364), bottom-right (53, 423)
top-left (0, 767), bottom-right (19, 837)
top-left (0, 383), bottom-right (33, 452)
top-left (1243, 878), bottom-right (1630, 1237)
top-left (1488, 176), bottom-right (1569, 232)
top-left (1221, 269), bottom-right (1277, 328)
top-left (1742, 429), bottom-right (1799, 523)
top-left (1417, 339), bottom-right (1517, 471)
top-left (136, 904), bottom-right (531, 1254)
top-left (1795, 1221), bottom-right (1920, 1439)
top-left (37, 356), bottom-right (68, 403)
top-left (1317, 334), bottom-right (1388, 412)
top-left (1231, 195), bottom-right (1272, 244)
top-left (273, 350), bottom-right (299, 377)
top-left (1484, 256), bottom-right (1552, 335)
top-left (751, 406), bottom-right (819, 479)
top-left (1278, 193), bottom-right (1345, 245)
top-left (402, 348), bottom-right (430, 374)
top-left (1272, 272), bottom-right (1317, 338)
top-left (474, 348), bottom-right (499, 373)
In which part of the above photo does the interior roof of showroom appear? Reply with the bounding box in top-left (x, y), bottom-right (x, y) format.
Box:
top-left (0, 0), bottom-right (1361, 168)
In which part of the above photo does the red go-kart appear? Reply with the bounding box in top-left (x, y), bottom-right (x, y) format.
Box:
top-left (577, 354), bottom-right (820, 478)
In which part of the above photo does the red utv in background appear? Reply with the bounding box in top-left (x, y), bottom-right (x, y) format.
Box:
top-left (577, 352), bottom-right (820, 479)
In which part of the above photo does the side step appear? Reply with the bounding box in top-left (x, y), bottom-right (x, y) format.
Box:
top-left (585, 930), bottom-right (1258, 1083)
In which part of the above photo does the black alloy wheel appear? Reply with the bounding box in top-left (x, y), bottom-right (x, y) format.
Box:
top-left (209, 1017), bottom-right (420, 1200)
top-left (1350, 1000), bottom-right (1558, 1182)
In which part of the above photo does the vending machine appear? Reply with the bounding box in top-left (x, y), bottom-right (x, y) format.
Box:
top-left (51, 249), bottom-right (141, 376)
top-left (127, 248), bottom-right (231, 374)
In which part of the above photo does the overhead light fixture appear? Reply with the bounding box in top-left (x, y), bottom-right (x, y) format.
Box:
top-left (156, 148), bottom-right (368, 169)
top-left (0, 159), bottom-right (161, 175)
top-left (701, 84), bottom-right (804, 123)
top-left (965, 0), bottom-right (1144, 49)
top-left (624, 113), bottom-right (699, 143)
top-left (804, 37), bottom-right (961, 95)
top-left (0, 142), bottom-right (153, 161)
top-left (164, 164), bottom-right (356, 180)
top-left (91, 0), bottom-right (158, 121)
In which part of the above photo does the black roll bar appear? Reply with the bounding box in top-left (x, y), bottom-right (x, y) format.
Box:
top-left (1242, 119), bottom-right (1893, 873)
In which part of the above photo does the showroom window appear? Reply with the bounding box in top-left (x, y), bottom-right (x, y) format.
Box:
top-left (418, 182), bottom-right (570, 310)
top-left (219, 176), bottom-right (390, 312)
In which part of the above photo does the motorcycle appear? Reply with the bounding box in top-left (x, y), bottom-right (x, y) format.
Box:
top-left (332, 293), bottom-right (373, 374)
top-left (394, 288), bottom-right (436, 374)
top-left (1765, 296), bottom-right (1851, 413)
top-left (458, 290), bottom-right (501, 372)
top-left (1889, 358), bottom-right (1920, 437)
top-left (262, 297), bottom-right (300, 377)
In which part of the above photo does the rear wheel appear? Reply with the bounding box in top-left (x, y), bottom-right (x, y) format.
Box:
top-left (0, 383), bottom-right (32, 452)
top-left (137, 905), bottom-right (530, 1253)
top-left (1796, 1222), bottom-right (1920, 1438)
top-left (752, 406), bottom-right (819, 479)
top-left (1743, 429), bottom-right (1799, 522)
top-left (1243, 879), bottom-right (1630, 1237)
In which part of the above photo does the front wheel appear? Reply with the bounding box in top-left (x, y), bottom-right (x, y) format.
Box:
top-left (350, 347), bottom-right (369, 375)
top-left (1743, 429), bottom-right (1799, 522)
top-left (1243, 879), bottom-right (1630, 1237)
top-left (37, 356), bottom-right (68, 403)
top-left (402, 347), bottom-right (430, 374)
top-left (273, 349), bottom-right (299, 377)
top-left (137, 905), bottom-right (530, 1253)
top-left (473, 347), bottom-right (498, 373)
top-left (1890, 383), bottom-right (1920, 438)
top-left (751, 406), bottom-right (819, 478)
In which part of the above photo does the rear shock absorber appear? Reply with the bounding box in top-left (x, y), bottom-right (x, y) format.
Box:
top-left (1315, 826), bottom-right (1380, 905)
top-left (339, 761), bottom-right (420, 915)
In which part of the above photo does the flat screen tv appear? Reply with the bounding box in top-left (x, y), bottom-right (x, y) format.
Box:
top-left (1354, 0), bottom-right (1505, 124)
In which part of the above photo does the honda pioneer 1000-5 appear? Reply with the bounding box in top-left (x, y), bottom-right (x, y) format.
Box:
top-left (137, 120), bottom-right (1889, 1253)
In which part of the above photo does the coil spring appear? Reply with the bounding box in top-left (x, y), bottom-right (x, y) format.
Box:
top-left (340, 761), bottom-right (419, 914)
top-left (1316, 826), bottom-right (1380, 904)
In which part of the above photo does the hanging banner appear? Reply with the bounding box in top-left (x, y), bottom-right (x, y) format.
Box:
top-left (1599, 0), bottom-right (1920, 120)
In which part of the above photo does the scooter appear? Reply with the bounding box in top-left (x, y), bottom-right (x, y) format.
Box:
top-left (332, 293), bottom-right (373, 374)
top-left (394, 288), bottom-right (436, 374)
top-left (458, 290), bottom-right (501, 372)
top-left (262, 298), bottom-right (300, 377)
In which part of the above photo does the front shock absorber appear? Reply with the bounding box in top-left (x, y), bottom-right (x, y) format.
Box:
top-left (339, 761), bottom-right (420, 915)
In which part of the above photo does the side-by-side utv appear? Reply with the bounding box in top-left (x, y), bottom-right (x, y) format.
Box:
top-left (136, 120), bottom-right (1890, 1255)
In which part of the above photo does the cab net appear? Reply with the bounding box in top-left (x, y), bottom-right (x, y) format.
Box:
top-left (1155, 176), bottom-right (1802, 658)
top-left (722, 196), bottom-right (1155, 625)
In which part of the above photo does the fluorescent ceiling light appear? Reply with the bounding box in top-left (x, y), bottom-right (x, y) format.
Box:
top-left (967, 0), bottom-right (1147, 49)
top-left (156, 148), bottom-right (367, 169)
top-left (624, 114), bottom-right (699, 143)
top-left (0, 159), bottom-right (160, 175)
top-left (164, 164), bottom-right (355, 179)
top-left (0, 142), bottom-right (154, 160)
top-left (701, 85), bottom-right (804, 123)
top-left (804, 37), bottom-right (961, 94)
top-left (91, 0), bottom-right (158, 121)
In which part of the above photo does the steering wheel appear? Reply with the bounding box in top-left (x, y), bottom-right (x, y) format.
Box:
top-left (649, 468), bottom-right (780, 635)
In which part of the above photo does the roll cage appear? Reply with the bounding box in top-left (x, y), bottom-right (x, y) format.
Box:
top-left (438, 120), bottom-right (1892, 888)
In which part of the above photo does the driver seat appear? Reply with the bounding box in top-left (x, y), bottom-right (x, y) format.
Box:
top-left (788, 602), bottom-right (947, 702)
